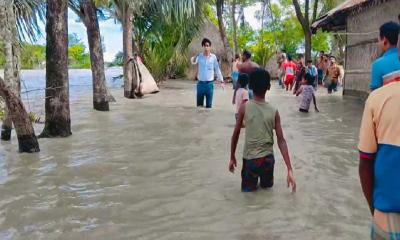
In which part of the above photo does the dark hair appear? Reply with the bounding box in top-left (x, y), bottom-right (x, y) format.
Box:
top-left (238, 73), bottom-right (249, 88)
top-left (379, 21), bottom-right (399, 45)
top-left (307, 60), bottom-right (313, 64)
top-left (243, 50), bottom-right (251, 59)
top-left (235, 54), bottom-right (240, 59)
top-left (305, 73), bottom-right (314, 85)
top-left (398, 14), bottom-right (400, 21)
top-left (249, 68), bottom-right (271, 96)
top-left (288, 55), bottom-right (293, 61)
top-left (320, 51), bottom-right (325, 54)
top-left (201, 38), bottom-right (212, 47)
top-left (298, 54), bottom-right (304, 59)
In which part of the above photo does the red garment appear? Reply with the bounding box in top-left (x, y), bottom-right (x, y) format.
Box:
top-left (283, 62), bottom-right (297, 78)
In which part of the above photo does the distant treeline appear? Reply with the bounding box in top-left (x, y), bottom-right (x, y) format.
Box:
top-left (0, 33), bottom-right (94, 69)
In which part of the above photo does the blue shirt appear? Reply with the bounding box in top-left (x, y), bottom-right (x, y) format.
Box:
top-left (370, 48), bottom-right (400, 91)
top-left (191, 53), bottom-right (224, 82)
top-left (306, 65), bottom-right (318, 76)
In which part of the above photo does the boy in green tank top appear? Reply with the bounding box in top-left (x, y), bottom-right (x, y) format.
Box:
top-left (229, 68), bottom-right (296, 192)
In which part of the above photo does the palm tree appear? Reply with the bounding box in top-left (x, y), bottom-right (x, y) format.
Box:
top-left (216, 0), bottom-right (232, 61)
top-left (0, 0), bottom-right (41, 152)
top-left (109, 0), bottom-right (204, 98)
top-left (69, 0), bottom-right (111, 111)
top-left (39, 0), bottom-right (71, 138)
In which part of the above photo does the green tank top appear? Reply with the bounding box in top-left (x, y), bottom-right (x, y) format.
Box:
top-left (243, 101), bottom-right (276, 160)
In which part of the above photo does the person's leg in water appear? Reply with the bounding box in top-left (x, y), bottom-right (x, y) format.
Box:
top-left (205, 82), bottom-right (214, 108)
top-left (290, 79), bottom-right (295, 91)
top-left (259, 155), bottom-right (275, 189)
top-left (241, 155), bottom-right (275, 192)
top-left (197, 82), bottom-right (206, 107)
top-left (327, 82), bottom-right (336, 94)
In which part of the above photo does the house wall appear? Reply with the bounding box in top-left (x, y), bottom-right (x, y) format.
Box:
top-left (344, 0), bottom-right (400, 99)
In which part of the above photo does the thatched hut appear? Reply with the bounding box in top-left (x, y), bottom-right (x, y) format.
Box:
top-left (187, 20), bottom-right (233, 80)
top-left (312, 0), bottom-right (400, 99)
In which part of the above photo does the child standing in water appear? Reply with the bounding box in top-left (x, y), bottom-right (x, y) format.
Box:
top-left (229, 68), bottom-right (296, 192)
top-left (296, 73), bottom-right (319, 113)
top-left (234, 74), bottom-right (249, 121)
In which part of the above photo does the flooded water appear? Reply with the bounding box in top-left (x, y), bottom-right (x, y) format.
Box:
top-left (0, 79), bottom-right (370, 239)
top-left (19, 68), bottom-right (123, 114)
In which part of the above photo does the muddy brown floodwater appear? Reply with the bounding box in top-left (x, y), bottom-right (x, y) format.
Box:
top-left (0, 80), bottom-right (370, 239)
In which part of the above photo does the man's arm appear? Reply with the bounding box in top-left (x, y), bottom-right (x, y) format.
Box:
top-left (214, 56), bottom-right (224, 83)
top-left (275, 111), bottom-right (296, 192)
top-left (190, 55), bottom-right (198, 65)
top-left (359, 154), bottom-right (375, 215)
top-left (229, 103), bottom-right (245, 173)
top-left (370, 61), bottom-right (382, 91)
top-left (358, 99), bottom-right (377, 215)
top-left (312, 94), bottom-right (319, 112)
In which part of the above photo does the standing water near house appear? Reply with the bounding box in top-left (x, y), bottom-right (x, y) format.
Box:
top-left (0, 77), bottom-right (371, 239)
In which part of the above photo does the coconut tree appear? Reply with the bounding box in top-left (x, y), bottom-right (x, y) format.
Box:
top-left (216, 0), bottom-right (232, 61)
top-left (68, 0), bottom-right (111, 111)
top-left (0, 0), bottom-right (40, 152)
top-left (108, 0), bottom-right (204, 98)
top-left (39, 0), bottom-right (71, 138)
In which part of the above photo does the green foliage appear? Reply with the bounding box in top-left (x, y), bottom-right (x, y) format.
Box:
top-left (312, 30), bottom-right (331, 53)
top-left (273, 16), bottom-right (304, 56)
top-left (20, 43), bottom-right (45, 69)
top-left (133, 1), bottom-right (206, 82)
top-left (0, 42), bottom-right (5, 68)
top-left (67, 33), bottom-right (91, 69)
top-left (110, 51), bottom-right (123, 67)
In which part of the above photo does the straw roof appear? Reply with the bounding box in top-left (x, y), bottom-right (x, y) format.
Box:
top-left (311, 0), bottom-right (388, 33)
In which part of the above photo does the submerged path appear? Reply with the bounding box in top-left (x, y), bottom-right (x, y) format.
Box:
top-left (0, 80), bottom-right (369, 239)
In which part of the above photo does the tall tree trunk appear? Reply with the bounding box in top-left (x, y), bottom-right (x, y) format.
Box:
top-left (80, 0), bottom-right (110, 111)
top-left (0, 2), bottom-right (39, 153)
top-left (216, 0), bottom-right (232, 61)
top-left (304, 29), bottom-right (312, 62)
top-left (0, 78), bottom-right (40, 152)
top-left (122, 6), bottom-right (137, 98)
top-left (1, 1), bottom-right (20, 141)
top-left (40, 0), bottom-right (71, 138)
top-left (231, 0), bottom-right (238, 55)
top-left (292, 0), bottom-right (312, 61)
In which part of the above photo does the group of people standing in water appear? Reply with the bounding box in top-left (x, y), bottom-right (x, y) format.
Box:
top-left (190, 18), bottom-right (400, 239)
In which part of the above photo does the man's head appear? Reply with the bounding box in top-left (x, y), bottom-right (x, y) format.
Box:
top-left (319, 51), bottom-right (325, 58)
top-left (242, 50), bottom-right (252, 61)
top-left (238, 73), bottom-right (249, 88)
top-left (305, 73), bottom-right (314, 85)
top-left (298, 54), bottom-right (305, 65)
top-left (288, 55), bottom-right (293, 62)
top-left (330, 56), bottom-right (336, 65)
top-left (378, 21), bottom-right (399, 53)
top-left (235, 54), bottom-right (240, 60)
top-left (249, 68), bottom-right (271, 97)
top-left (201, 38), bottom-right (212, 54)
top-left (307, 60), bottom-right (313, 67)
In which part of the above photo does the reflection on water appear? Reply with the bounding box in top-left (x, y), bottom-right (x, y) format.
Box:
top-left (0, 80), bottom-right (369, 239)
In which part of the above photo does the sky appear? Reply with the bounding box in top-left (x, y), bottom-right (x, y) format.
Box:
top-left (36, 4), bottom-right (262, 62)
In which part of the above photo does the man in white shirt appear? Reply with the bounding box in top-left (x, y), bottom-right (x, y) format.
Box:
top-left (191, 38), bottom-right (225, 108)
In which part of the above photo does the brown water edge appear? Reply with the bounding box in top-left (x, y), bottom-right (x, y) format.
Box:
top-left (0, 80), bottom-right (369, 239)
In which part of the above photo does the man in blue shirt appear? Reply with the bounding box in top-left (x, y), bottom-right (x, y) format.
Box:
top-left (191, 38), bottom-right (225, 108)
top-left (306, 60), bottom-right (318, 89)
top-left (370, 21), bottom-right (400, 91)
